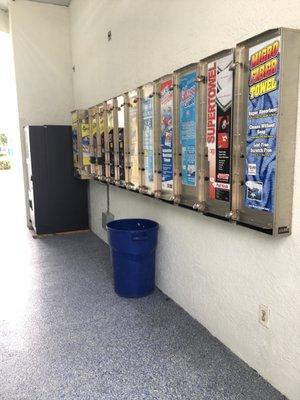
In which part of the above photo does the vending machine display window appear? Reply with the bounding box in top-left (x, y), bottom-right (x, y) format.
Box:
top-left (201, 49), bottom-right (235, 218)
top-left (140, 83), bottom-right (155, 195)
top-left (105, 99), bottom-right (115, 183)
top-left (114, 95), bottom-right (126, 187)
top-left (125, 89), bottom-right (141, 191)
top-left (89, 106), bottom-right (98, 178)
top-left (232, 28), bottom-right (300, 236)
top-left (174, 63), bottom-right (202, 209)
top-left (70, 109), bottom-right (91, 179)
top-left (154, 74), bottom-right (175, 202)
top-left (71, 110), bottom-right (79, 175)
top-left (97, 103), bottom-right (107, 182)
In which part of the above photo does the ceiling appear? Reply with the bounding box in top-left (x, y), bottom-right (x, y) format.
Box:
top-left (0, 0), bottom-right (71, 11)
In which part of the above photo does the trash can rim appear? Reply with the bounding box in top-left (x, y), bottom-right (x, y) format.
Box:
top-left (107, 218), bottom-right (159, 231)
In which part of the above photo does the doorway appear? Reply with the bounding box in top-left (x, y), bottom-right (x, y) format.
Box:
top-left (0, 28), bottom-right (25, 237)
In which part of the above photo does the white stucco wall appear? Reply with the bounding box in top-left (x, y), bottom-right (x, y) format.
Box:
top-left (9, 0), bottom-right (74, 225)
top-left (9, 0), bottom-right (74, 126)
top-left (70, 1), bottom-right (300, 399)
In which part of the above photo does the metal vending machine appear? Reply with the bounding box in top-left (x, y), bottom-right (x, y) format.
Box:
top-left (140, 82), bottom-right (156, 196)
top-left (154, 74), bottom-right (175, 202)
top-left (71, 109), bottom-right (91, 179)
top-left (71, 110), bottom-right (79, 176)
top-left (232, 28), bottom-right (300, 236)
top-left (88, 105), bottom-right (98, 178)
top-left (114, 95), bottom-right (126, 187)
top-left (105, 99), bottom-right (115, 184)
top-left (201, 49), bottom-right (235, 218)
top-left (173, 63), bottom-right (203, 209)
top-left (125, 89), bottom-right (141, 191)
top-left (97, 103), bottom-right (107, 182)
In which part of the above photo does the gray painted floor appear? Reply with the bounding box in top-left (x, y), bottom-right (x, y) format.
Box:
top-left (0, 228), bottom-right (285, 400)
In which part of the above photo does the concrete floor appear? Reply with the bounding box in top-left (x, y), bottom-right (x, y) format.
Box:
top-left (0, 171), bottom-right (286, 400)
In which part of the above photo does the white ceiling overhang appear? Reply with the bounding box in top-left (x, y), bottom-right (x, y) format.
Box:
top-left (0, 0), bottom-right (71, 11)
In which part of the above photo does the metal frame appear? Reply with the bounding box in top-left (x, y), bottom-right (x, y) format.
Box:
top-left (173, 62), bottom-right (202, 209)
top-left (232, 28), bottom-right (300, 236)
top-left (125, 89), bottom-right (141, 191)
top-left (71, 109), bottom-right (90, 179)
top-left (154, 73), bottom-right (175, 202)
top-left (114, 95), bottom-right (126, 187)
top-left (200, 48), bottom-right (235, 219)
top-left (139, 82), bottom-right (156, 196)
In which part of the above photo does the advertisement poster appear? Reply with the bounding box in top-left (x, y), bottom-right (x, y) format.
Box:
top-left (179, 70), bottom-right (197, 186)
top-left (129, 96), bottom-right (139, 186)
top-left (245, 36), bottom-right (280, 212)
top-left (142, 88), bottom-right (154, 188)
top-left (81, 123), bottom-right (90, 166)
top-left (117, 97), bottom-right (125, 181)
top-left (160, 78), bottom-right (173, 191)
top-left (207, 53), bottom-right (233, 202)
top-left (107, 107), bottom-right (115, 178)
top-left (99, 114), bottom-right (106, 168)
top-left (72, 125), bottom-right (78, 167)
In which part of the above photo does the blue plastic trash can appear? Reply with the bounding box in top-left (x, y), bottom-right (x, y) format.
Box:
top-left (107, 219), bottom-right (159, 298)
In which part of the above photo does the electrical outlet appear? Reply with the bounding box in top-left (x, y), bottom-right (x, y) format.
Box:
top-left (102, 211), bottom-right (114, 230)
top-left (259, 305), bottom-right (270, 328)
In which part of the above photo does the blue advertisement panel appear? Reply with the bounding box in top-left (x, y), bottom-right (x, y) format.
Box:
top-left (245, 37), bottom-right (281, 212)
top-left (142, 90), bottom-right (154, 188)
top-left (179, 70), bottom-right (197, 186)
top-left (160, 78), bottom-right (173, 191)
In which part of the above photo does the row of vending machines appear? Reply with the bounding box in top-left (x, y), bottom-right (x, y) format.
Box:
top-left (71, 28), bottom-right (300, 237)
